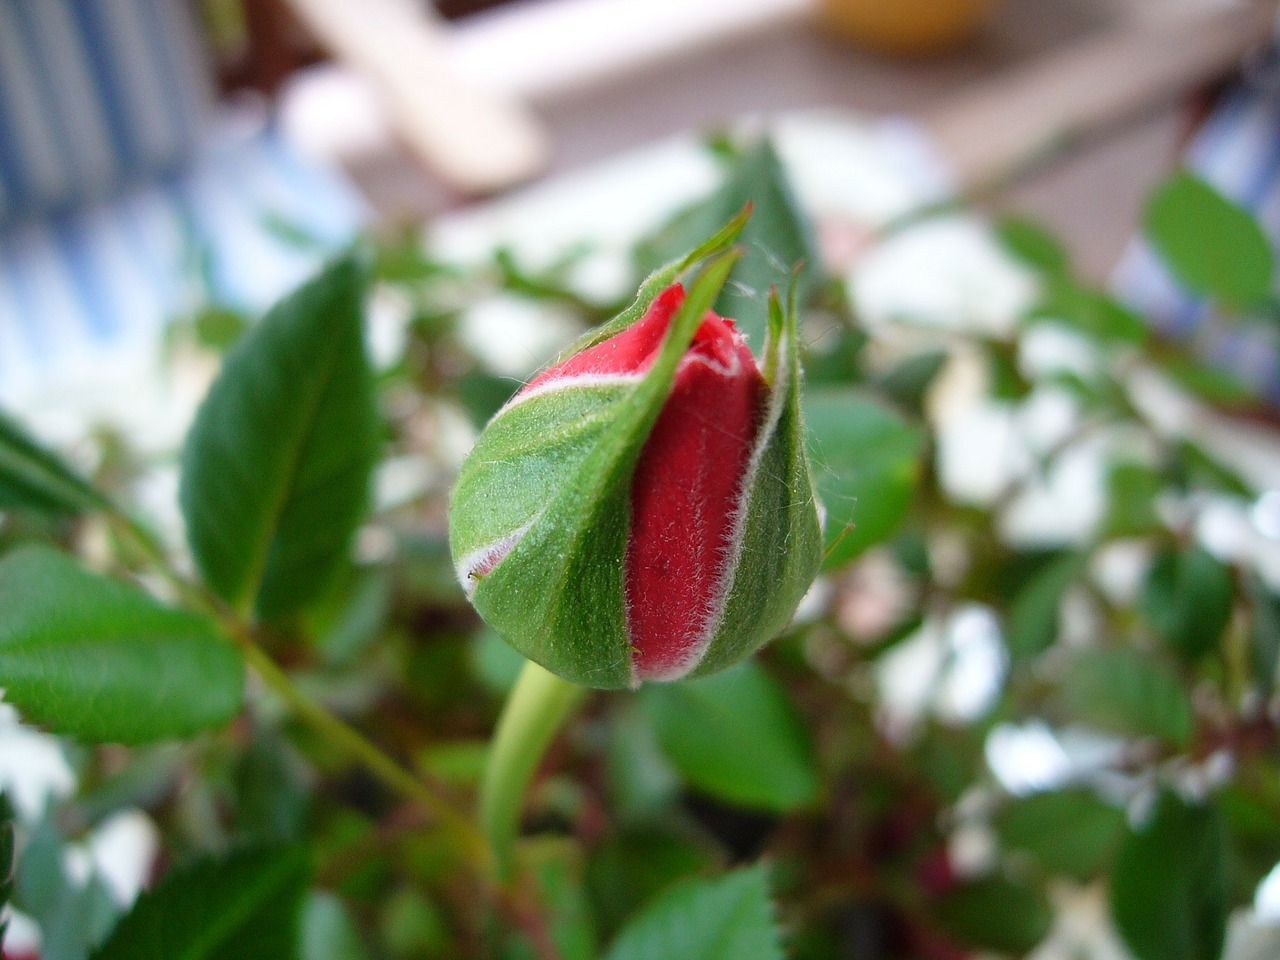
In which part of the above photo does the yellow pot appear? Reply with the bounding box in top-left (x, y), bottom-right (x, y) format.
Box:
top-left (818, 0), bottom-right (1000, 56)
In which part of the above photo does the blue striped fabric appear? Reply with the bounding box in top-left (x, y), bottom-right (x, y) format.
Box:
top-left (0, 121), bottom-right (365, 405)
top-left (0, 0), bottom-right (210, 225)
top-left (1113, 54), bottom-right (1280, 402)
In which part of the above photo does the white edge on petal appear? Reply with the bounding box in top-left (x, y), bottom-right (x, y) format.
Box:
top-left (497, 371), bottom-right (645, 416)
top-left (634, 334), bottom-right (792, 683)
top-left (455, 513), bottom-right (540, 599)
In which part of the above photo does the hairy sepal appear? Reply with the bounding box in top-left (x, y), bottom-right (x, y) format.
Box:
top-left (687, 288), bottom-right (824, 678)
top-left (451, 251), bottom-right (741, 688)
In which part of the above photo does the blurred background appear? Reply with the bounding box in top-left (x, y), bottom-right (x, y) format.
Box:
top-left (4, 2), bottom-right (1280, 959)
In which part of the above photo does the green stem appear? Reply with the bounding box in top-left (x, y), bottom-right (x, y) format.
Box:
top-left (481, 660), bottom-right (588, 881)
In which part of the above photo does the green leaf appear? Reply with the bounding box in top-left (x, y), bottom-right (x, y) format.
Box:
top-left (14, 822), bottom-right (120, 960)
top-left (0, 794), bottom-right (13, 943)
top-left (1110, 790), bottom-right (1228, 960)
top-left (996, 216), bottom-right (1069, 274)
top-left (1144, 171), bottom-right (1275, 309)
top-left (1005, 553), bottom-right (1082, 658)
top-left (180, 257), bottom-right (379, 623)
top-left (804, 389), bottom-right (925, 569)
top-left (639, 139), bottom-right (820, 350)
top-left (1060, 648), bottom-right (1193, 746)
top-left (997, 789), bottom-right (1124, 881)
top-left (1032, 280), bottom-right (1149, 345)
top-left (604, 864), bottom-right (782, 960)
top-left (640, 661), bottom-right (820, 812)
top-left (1139, 546), bottom-right (1235, 662)
top-left (1165, 357), bottom-right (1259, 409)
top-left (934, 874), bottom-right (1053, 954)
top-left (0, 545), bottom-right (243, 743)
top-left (91, 845), bottom-right (313, 960)
top-left (0, 408), bottom-right (108, 517)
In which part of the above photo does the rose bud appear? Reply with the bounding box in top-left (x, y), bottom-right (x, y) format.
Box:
top-left (450, 225), bottom-right (823, 688)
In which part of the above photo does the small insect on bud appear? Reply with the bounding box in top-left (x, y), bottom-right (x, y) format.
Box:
top-left (450, 218), bottom-right (823, 688)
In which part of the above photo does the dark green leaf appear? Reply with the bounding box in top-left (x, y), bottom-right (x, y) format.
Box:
top-left (91, 845), bottom-right (312, 960)
top-left (934, 874), bottom-right (1053, 954)
top-left (874, 350), bottom-right (948, 414)
top-left (998, 789), bottom-right (1124, 881)
top-left (804, 389), bottom-right (925, 569)
top-left (0, 409), bottom-right (108, 517)
top-left (1139, 546), bottom-right (1235, 662)
top-left (604, 864), bottom-right (782, 960)
top-left (180, 257), bottom-right (379, 623)
top-left (0, 545), bottom-right (243, 743)
top-left (1110, 790), bottom-right (1227, 960)
top-left (639, 139), bottom-right (820, 350)
top-left (997, 216), bottom-right (1069, 274)
top-left (641, 662), bottom-right (820, 813)
top-left (1144, 171), bottom-right (1274, 308)
top-left (1172, 440), bottom-right (1254, 498)
top-left (1248, 574), bottom-right (1280, 699)
top-left (1060, 648), bottom-right (1193, 746)
top-left (1006, 553), bottom-right (1082, 658)
top-left (588, 826), bottom-right (719, 935)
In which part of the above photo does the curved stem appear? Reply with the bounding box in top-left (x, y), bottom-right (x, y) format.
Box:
top-left (481, 660), bottom-right (588, 881)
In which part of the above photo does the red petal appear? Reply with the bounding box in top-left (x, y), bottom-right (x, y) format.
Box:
top-left (626, 313), bottom-right (764, 681)
top-left (522, 284), bottom-right (686, 393)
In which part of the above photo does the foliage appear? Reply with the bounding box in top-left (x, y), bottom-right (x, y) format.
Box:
top-left (0, 141), bottom-right (1277, 960)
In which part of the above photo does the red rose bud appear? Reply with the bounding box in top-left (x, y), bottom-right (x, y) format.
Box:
top-left (450, 229), bottom-right (823, 688)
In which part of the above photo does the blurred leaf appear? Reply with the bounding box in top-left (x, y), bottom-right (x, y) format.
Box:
top-left (0, 545), bottom-right (243, 743)
top-left (997, 215), bottom-right (1069, 274)
top-left (804, 389), bottom-right (925, 569)
top-left (317, 568), bottom-right (392, 668)
top-left (934, 874), bottom-right (1053, 954)
top-left (1006, 553), bottom-right (1083, 659)
top-left (604, 701), bottom-right (682, 822)
top-left (506, 839), bottom-right (597, 960)
top-left (233, 733), bottom-right (311, 843)
top-left (0, 794), bottom-right (12, 943)
top-left (1165, 357), bottom-right (1259, 410)
top-left (641, 662), bottom-right (820, 813)
top-left (874, 350), bottom-right (948, 414)
top-left (639, 139), bottom-right (820, 350)
top-left (588, 826), bottom-right (719, 935)
top-left (1110, 790), bottom-right (1227, 960)
top-left (92, 845), bottom-right (312, 960)
top-left (471, 627), bottom-right (527, 698)
top-left (1100, 461), bottom-right (1164, 539)
top-left (380, 888), bottom-right (450, 959)
top-left (1060, 648), bottom-right (1193, 746)
top-left (180, 257), bottom-right (379, 623)
top-left (1144, 171), bottom-right (1274, 309)
top-left (1172, 440), bottom-right (1254, 499)
top-left (1248, 574), bottom-right (1280, 699)
top-left (302, 892), bottom-right (370, 960)
top-left (15, 823), bottom-right (120, 960)
top-left (997, 789), bottom-right (1124, 881)
top-left (1032, 281), bottom-right (1148, 345)
top-left (604, 864), bottom-right (782, 960)
top-left (0, 408), bottom-right (108, 517)
top-left (1139, 546), bottom-right (1234, 662)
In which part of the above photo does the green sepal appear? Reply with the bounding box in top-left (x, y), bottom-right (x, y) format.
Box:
top-left (452, 250), bottom-right (741, 688)
top-left (689, 287), bottom-right (823, 677)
